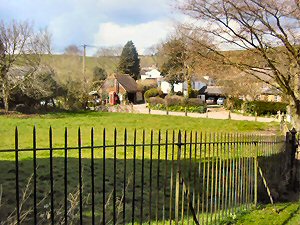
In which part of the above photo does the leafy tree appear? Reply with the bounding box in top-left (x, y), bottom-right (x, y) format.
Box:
top-left (179, 0), bottom-right (300, 129)
top-left (118, 41), bottom-right (140, 80)
top-left (93, 66), bottom-right (107, 81)
top-left (12, 66), bottom-right (62, 108)
top-left (159, 38), bottom-right (187, 94)
top-left (64, 45), bottom-right (82, 56)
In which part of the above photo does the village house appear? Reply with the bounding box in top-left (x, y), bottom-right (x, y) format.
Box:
top-left (102, 73), bottom-right (138, 105)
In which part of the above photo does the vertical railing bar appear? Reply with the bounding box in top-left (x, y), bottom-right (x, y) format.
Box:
top-left (78, 127), bottom-right (83, 225)
top-left (197, 132), bottom-right (202, 223)
top-left (156, 130), bottom-right (161, 224)
top-left (219, 133), bottom-right (224, 223)
top-left (113, 128), bottom-right (117, 225)
top-left (149, 130), bottom-right (153, 224)
top-left (205, 132), bottom-right (210, 225)
top-left (242, 134), bottom-right (246, 209)
top-left (49, 127), bottom-right (54, 225)
top-left (217, 133), bottom-right (222, 224)
top-left (214, 133), bottom-right (220, 223)
top-left (224, 133), bottom-right (229, 217)
top-left (123, 129), bottom-right (127, 224)
top-left (64, 127), bottom-right (68, 225)
top-left (15, 127), bottom-right (20, 225)
top-left (181, 131), bottom-right (187, 225)
top-left (238, 134), bottom-right (242, 209)
top-left (175, 130), bottom-right (182, 225)
top-left (102, 128), bottom-right (106, 225)
top-left (201, 132), bottom-right (207, 225)
top-left (194, 132), bottom-right (199, 222)
top-left (91, 128), bottom-right (95, 225)
top-left (234, 133), bottom-right (238, 214)
top-left (169, 130), bottom-right (175, 225)
top-left (163, 130), bottom-right (168, 224)
top-left (254, 134), bottom-right (258, 207)
top-left (219, 133), bottom-right (226, 222)
top-left (193, 131), bottom-right (198, 223)
top-left (187, 131), bottom-right (193, 225)
top-left (140, 129), bottom-right (145, 224)
top-left (132, 129), bottom-right (137, 225)
top-left (228, 134), bottom-right (234, 214)
top-left (210, 132), bottom-right (215, 224)
top-left (33, 126), bottom-right (37, 225)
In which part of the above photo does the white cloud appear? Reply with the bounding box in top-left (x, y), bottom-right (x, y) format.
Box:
top-left (93, 20), bottom-right (174, 54)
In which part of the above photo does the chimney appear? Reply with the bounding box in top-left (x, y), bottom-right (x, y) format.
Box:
top-left (114, 78), bottom-right (119, 93)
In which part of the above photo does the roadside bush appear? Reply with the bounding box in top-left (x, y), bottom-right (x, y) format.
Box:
top-left (165, 95), bottom-right (184, 106)
top-left (243, 100), bottom-right (287, 116)
top-left (149, 97), bottom-right (165, 106)
top-left (185, 98), bottom-right (204, 106)
top-left (225, 97), bottom-right (243, 110)
top-left (144, 88), bottom-right (163, 102)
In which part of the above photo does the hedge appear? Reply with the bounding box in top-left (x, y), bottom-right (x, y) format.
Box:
top-left (243, 100), bottom-right (287, 116)
top-left (148, 96), bottom-right (206, 113)
top-left (144, 88), bottom-right (163, 102)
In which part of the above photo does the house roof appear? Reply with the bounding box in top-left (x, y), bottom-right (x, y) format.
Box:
top-left (115, 74), bottom-right (137, 93)
top-left (204, 86), bottom-right (224, 95)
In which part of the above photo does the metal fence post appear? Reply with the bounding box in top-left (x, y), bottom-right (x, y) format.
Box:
top-left (289, 128), bottom-right (297, 190)
top-left (254, 138), bottom-right (258, 207)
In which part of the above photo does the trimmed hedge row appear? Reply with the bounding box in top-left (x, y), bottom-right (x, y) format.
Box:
top-left (150, 104), bottom-right (207, 113)
top-left (148, 96), bottom-right (206, 113)
top-left (243, 100), bottom-right (287, 116)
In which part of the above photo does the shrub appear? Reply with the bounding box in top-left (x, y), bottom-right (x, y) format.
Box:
top-left (243, 100), bottom-right (287, 116)
top-left (225, 97), bottom-right (243, 110)
top-left (185, 98), bottom-right (204, 106)
top-left (144, 88), bottom-right (163, 102)
top-left (149, 97), bottom-right (165, 106)
top-left (165, 95), bottom-right (184, 106)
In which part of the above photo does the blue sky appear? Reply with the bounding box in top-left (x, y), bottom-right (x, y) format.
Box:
top-left (0, 0), bottom-right (177, 55)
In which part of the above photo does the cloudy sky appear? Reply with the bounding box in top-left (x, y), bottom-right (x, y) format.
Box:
top-left (0, 0), bottom-right (179, 55)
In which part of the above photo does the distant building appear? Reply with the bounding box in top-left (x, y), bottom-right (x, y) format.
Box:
top-left (158, 76), bottom-right (213, 95)
top-left (140, 67), bottom-right (162, 80)
top-left (102, 73), bottom-right (138, 104)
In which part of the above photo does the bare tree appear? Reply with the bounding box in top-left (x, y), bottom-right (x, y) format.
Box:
top-left (64, 44), bottom-right (82, 56)
top-left (0, 20), bottom-right (51, 112)
top-left (179, 0), bottom-right (300, 128)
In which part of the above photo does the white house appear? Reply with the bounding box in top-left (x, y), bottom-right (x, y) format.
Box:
top-left (158, 76), bottom-right (209, 95)
top-left (141, 68), bottom-right (162, 80)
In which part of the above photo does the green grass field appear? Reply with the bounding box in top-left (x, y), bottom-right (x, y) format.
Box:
top-left (0, 111), bottom-right (279, 150)
top-left (0, 112), bottom-right (293, 224)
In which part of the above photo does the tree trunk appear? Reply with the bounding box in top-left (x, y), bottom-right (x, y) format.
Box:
top-left (289, 99), bottom-right (300, 131)
top-left (2, 83), bottom-right (9, 113)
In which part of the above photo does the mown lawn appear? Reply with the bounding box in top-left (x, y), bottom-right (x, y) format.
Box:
top-left (228, 202), bottom-right (300, 225)
top-left (0, 111), bottom-right (279, 150)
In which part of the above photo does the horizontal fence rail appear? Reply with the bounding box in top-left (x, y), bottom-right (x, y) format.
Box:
top-left (0, 127), bottom-right (287, 225)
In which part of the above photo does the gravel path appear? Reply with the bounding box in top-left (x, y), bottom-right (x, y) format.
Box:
top-left (132, 104), bottom-right (278, 123)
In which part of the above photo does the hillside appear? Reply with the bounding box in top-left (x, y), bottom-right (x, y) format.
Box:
top-left (42, 54), bottom-right (158, 84)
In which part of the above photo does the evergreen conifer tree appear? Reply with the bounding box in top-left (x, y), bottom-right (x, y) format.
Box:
top-left (118, 41), bottom-right (140, 80)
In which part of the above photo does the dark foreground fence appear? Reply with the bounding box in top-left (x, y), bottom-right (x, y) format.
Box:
top-left (0, 127), bottom-right (295, 225)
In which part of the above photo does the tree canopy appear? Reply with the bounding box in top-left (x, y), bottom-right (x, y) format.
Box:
top-left (117, 41), bottom-right (140, 80)
top-left (179, 0), bottom-right (300, 128)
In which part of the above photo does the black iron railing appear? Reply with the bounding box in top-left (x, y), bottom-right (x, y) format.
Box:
top-left (0, 128), bottom-right (287, 225)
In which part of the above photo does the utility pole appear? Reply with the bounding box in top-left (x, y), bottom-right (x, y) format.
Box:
top-left (82, 44), bottom-right (87, 80)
